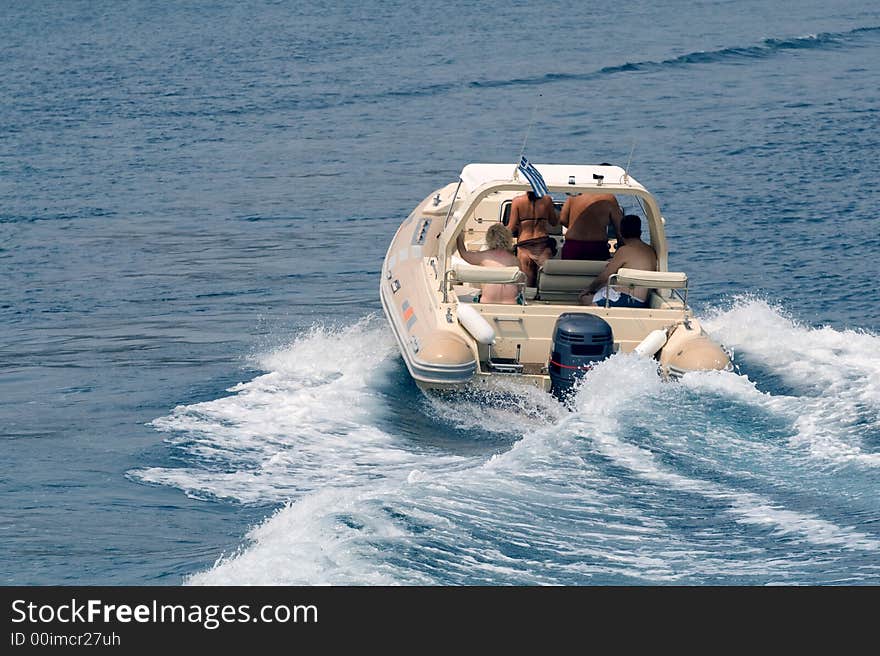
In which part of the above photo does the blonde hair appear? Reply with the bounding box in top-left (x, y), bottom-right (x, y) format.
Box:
top-left (485, 223), bottom-right (514, 252)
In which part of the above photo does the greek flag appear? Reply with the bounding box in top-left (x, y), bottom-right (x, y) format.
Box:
top-left (518, 156), bottom-right (549, 198)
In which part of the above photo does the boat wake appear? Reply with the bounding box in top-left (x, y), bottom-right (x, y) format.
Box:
top-left (703, 296), bottom-right (880, 468)
top-left (132, 316), bottom-right (471, 504)
top-left (133, 298), bottom-right (880, 585)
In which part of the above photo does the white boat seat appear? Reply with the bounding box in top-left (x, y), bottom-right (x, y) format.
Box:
top-left (448, 262), bottom-right (526, 285)
top-left (611, 268), bottom-right (687, 289)
top-left (606, 268), bottom-right (689, 306)
top-left (536, 259), bottom-right (607, 300)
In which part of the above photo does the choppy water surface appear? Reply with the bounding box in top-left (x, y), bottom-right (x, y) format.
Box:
top-left (2, 1), bottom-right (878, 584)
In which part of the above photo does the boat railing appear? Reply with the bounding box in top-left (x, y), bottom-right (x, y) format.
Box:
top-left (443, 262), bottom-right (526, 303)
top-left (607, 268), bottom-right (689, 307)
top-left (443, 180), bottom-right (463, 229)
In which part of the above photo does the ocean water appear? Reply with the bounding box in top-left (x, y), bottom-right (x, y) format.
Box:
top-left (1, 1), bottom-right (878, 585)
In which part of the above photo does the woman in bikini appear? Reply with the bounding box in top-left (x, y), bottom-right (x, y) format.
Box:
top-left (507, 191), bottom-right (559, 287)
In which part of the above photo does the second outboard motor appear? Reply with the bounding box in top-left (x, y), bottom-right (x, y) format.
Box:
top-left (549, 313), bottom-right (614, 401)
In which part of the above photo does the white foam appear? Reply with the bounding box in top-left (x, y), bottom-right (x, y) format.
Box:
top-left (570, 351), bottom-right (665, 414)
top-left (187, 487), bottom-right (427, 586)
top-left (565, 356), bottom-right (880, 553)
top-left (702, 297), bottom-right (880, 467)
top-left (423, 380), bottom-right (566, 436)
top-left (185, 355), bottom-right (695, 585)
top-left (680, 368), bottom-right (767, 402)
top-left (134, 316), bottom-right (469, 502)
top-left (144, 308), bottom-right (879, 586)
top-left (704, 297), bottom-right (880, 403)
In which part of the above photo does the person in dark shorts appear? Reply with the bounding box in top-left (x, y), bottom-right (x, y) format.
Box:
top-left (559, 193), bottom-right (622, 260)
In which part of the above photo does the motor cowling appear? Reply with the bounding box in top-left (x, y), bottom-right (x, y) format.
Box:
top-left (549, 313), bottom-right (614, 400)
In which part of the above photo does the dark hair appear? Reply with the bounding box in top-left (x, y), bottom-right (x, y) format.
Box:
top-left (620, 214), bottom-right (642, 239)
top-left (526, 190), bottom-right (537, 201)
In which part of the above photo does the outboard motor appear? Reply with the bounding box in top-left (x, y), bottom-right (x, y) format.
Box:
top-left (549, 313), bottom-right (614, 400)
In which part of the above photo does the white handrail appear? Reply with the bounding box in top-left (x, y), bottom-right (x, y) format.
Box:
top-left (612, 268), bottom-right (687, 289)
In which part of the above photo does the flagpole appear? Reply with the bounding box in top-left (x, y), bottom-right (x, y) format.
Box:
top-left (516, 93), bottom-right (542, 176)
top-left (623, 137), bottom-right (637, 184)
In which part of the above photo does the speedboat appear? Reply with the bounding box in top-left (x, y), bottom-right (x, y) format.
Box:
top-left (380, 162), bottom-right (731, 398)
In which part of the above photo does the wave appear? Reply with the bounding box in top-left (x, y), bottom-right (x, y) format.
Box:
top-left (206, 25), bottom-right (880, 114)
top-left (0, 208), bottom-right (117, 224)
top-left (190, 350), bottom-right (879, 585)
top-left (132, 315), bottom-right (473, 503)
top-left (566, 356), bottom-right (879, 553)
top-left (702, 296), bottom-right (880, 468)
top-left (470, 26), bottom-right (880, 90)
top-left (135, 298), bottom-right (880, 584)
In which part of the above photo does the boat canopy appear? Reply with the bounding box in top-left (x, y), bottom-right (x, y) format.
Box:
top-left (436, 162), bottom-right (670, 282)
top-left (458, 163), bottom-right (646, 196)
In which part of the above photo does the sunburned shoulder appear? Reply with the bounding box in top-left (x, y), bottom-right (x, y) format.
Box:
top-left (481, 250), bottom-right (518, 266)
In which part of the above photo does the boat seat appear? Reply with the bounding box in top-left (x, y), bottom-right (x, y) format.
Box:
top-left (445, 261), bottom-right (526, 302)
top-left (448, 262), bottom-right (526, 285)
top-left (612, 268), bottom-right (687, 289)
top-left (535, 259), bottom-right (607, 301)
top-left (603, 268), bottom-right (689, 306)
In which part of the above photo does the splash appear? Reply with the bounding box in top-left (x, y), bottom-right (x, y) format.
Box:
top-left (187, 487), bottom-right (423, 586)
top-left (422, 381), bottom-right (566, 436)
top-left (133, 316), bottom-right (469, 503)
top-left (702, 296), bottom-right (880, 468)
top-left (565, 369), bottom-right (880, 553)
top-left (139, 304), bottom-right (879, 585)
top-left (190, 349), bottom-right (879, 586)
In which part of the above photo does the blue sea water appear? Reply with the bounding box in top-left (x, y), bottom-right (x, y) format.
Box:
top-left (1, 0), bottom-right (879, 585)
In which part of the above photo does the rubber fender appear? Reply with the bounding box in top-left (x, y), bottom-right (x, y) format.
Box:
top-left (457, 303), bottom-right (496, 345)
top-left (634, 328), bottom-right (668, 357)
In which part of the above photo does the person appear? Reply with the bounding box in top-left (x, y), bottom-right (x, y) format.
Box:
top-left (456, 223), bottom-right (520, 304)
top-left (559, 193), bottom-right (623, 260)
top-left (507, 191), bottom-right (559, 286)
top-left (578, 214), bottom-right (657, 308)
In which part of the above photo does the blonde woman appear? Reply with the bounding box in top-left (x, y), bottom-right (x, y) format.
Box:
top-left (455, 224), bottom-right (520, 304)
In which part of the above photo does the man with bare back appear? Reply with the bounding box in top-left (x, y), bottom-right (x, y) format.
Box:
top-left (559, 193), bottom-right (623, 260)
top-left (507, 191), bottom-right (559, 287)
top-left (578, 214), bottom-right (657, 308)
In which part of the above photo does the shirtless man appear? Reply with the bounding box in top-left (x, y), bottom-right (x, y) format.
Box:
top-left (507, 191), bottom-right (559, 286)
top-left (578, 214), bottom-right (657, 308)
top-left (456, 224), bottom-right (520, 304)
top-left (559, 193), bottom-right (623, 260)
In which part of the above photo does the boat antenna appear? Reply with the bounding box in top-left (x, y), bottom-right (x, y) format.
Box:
top-left (516, 93), bottom-right (543, 174)
top-left (623, 137), bottom-right (637, 184)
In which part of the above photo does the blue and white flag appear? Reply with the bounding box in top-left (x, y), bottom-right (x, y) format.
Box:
top-left (518, 156), bottom-right (549, 198)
